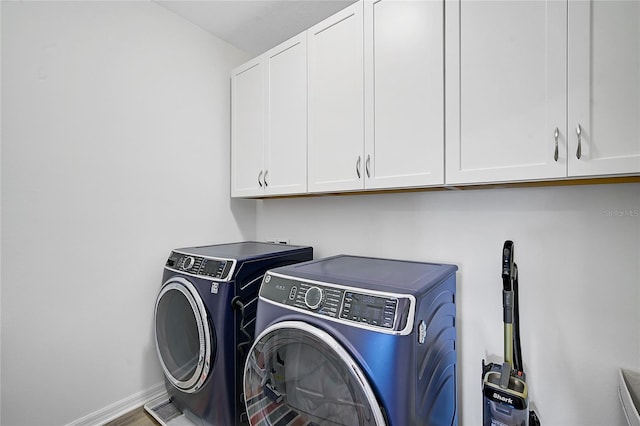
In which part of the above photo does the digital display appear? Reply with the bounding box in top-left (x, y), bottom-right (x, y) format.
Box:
top-left (202, 260), bottom-right (223, 277)
top-left (351, 294), bottom-right (384, 319)
top-left (343, 292), bottom-right (396, 328)
top-left (356, 294), bottom-right (377, 305)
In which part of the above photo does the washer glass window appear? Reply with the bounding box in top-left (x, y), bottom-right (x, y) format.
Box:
top-left (244, 321), bottom-right (385, 426)
top-left (155, 278), bottom-right (214, 392)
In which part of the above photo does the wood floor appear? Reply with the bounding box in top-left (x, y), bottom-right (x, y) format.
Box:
top-left (105, 407), bottom-right (160, 426)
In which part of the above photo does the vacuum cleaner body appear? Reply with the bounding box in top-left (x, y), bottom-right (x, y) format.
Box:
top-left (482, 241), bottom-right (535, 426)
top-left (482, 361), bottom-right (529, 425)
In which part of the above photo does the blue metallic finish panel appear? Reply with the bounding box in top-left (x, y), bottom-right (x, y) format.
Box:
top-left (416, 274), bottom-right (457, 425)
top-left (251, 254), bottom-right (457, 426)
top-left (162, 274), bottom-right (235, 426)
top-left (269, 255), bottom-right (457, 295)
top-left (156, 242), bottom-right (312, 426)
top-left (174, 241), bottom-right (308, 261)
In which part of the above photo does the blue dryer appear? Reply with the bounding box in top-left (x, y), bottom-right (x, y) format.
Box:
top-left (152, 242), bottom-right (313, 426)
top-left (243, 255), bottom-right (458, 426)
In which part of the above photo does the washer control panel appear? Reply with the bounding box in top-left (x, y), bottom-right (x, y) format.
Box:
top-left (165, 251), bottom-right (233, 281)
top-left (261, 273), bottom-right (413, 333)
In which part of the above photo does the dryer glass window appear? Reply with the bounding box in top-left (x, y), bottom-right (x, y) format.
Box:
top-left (155, 280), bottom-right (214, 392)
top-left (244, 323), bottom-right (384, 426)
top-left (156, 290), bottom-right (200, 380)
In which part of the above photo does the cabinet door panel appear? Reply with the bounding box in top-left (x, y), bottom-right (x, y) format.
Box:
top-left (365, 0), bottom-right (444, 189)
top-left (308, 2), bottom-right (364, 193)
top-left (568, 0), bottom-right (640, 176)
top-left (231, 59), bottom-right (264, 197)
top-left (265, 33), bottom-right (307, 195)
top-left (445, 0), bottom-right (566, 184)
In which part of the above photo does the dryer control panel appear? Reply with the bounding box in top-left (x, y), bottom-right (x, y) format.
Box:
top-left (165, 251), bottom-right (234, 281)
top-left (260, 272), bottom-right (414, 334)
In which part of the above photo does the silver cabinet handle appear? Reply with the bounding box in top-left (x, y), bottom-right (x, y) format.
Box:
top-left (576, 124), bottom-right (582, 159)
top-left (356, 156), bottom-right (361, 179)
top-left (264, 170), bottom-right (269, 187)
top-left (258, 170), bottom-right (263, 187)
top-left (365, 155), bottom-right (371, 178)
top-left (554, 127), bottom-right (559, 162)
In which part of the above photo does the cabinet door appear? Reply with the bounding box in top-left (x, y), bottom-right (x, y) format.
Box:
top-left (308, 1), bottom-right (365, 193)
top-left (445, 0), bottom-right (567, 185)
top-left (568, 0), bottom-right (640, 177)
top-left (231, 58), bottom-right (265, 197)
top-left (364, 0), bottom-right (444, 189)
top-left (265, 33), bottom-right (308, 196)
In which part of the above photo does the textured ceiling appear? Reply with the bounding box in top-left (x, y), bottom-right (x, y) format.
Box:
top-left (156, 0), bottom-right (356, 56)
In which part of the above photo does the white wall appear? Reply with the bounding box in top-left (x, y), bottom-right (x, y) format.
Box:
top-left (1, 2), bottom-right (254, 425)
top-left (0, 2), bottom-right (3, 423)
top-left (257, 183), bottom-right (640, 425)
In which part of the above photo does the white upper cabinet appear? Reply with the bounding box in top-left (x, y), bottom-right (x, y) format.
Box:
top-left (446, 0), bottom-right (640, 185)
top-left (568, 0), bottom-right (640, 177)
top-left (308, 0), bottom-right (445, 193)
top-left (364, 0), bottom-right (444, 189)
top-left (307, 1), bottom-right (365, 193)
top-left (233, 0), bottom-right (639, 198)
top-left (445, 0), bottom-right (567, 185)
top-left (231, 33), bottom-right (307, 197)
top-left (231, 58), bottom-right (264, 197)
top-left (265, 33), bottom-right (308, 195)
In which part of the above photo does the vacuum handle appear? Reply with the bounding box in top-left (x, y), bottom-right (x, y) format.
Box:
top-left (503, 290), bottom-right (514, 368)
top-left (502, 240), bottom-right (516, 369)
top-left (502, 290), bottom-right (513, 324)
top-left (502, 240), bottom-right (514, 290)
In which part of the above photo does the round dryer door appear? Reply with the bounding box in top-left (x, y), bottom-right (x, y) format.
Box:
top-left (243, 321), bottom-right (386, 426)
top-left (154, 277), bottom-right (214, 393)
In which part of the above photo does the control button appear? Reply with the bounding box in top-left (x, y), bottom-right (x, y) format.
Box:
top-left (289, 286), bottom-right (298, 301)
top-left (304, 286), bottom-right (324, 310)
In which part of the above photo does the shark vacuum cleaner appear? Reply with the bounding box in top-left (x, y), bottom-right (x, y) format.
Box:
top-left (482, 241), bottom-right (540, 426)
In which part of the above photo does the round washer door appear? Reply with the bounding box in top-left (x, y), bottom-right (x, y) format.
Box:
top-left (243, 321), bottom-right (386, 426)
top-left (154, 276), bottom-right (214, 393)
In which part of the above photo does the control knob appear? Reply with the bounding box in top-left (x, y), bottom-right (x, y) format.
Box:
top-left (304, 286), bottom-right (324, 310)
top-left (183, 256), bottom-right (195, 270)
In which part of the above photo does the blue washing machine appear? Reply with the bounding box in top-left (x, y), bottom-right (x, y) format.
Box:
top-left (243, 255), bottom-right (458, 426)
top-left (150, 242), bottom-right (313, 426)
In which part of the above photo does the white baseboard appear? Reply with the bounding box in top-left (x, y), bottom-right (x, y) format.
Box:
top-left (66, 383), bottom-right (166, 426)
